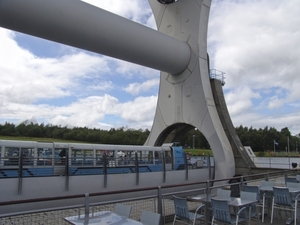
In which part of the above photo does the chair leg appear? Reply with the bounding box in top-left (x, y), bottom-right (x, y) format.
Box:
top-left (271, 198), bottom-right (274, 224)
top-left (173, 215), bottom-right (176, 225)
top-left (262, 195), bottom-right (265, 223)
top-left (211, 216), bottom-right (215, 225)
top-left (235, 215), bottom-right (239, 225)
top-left (294, 206), bottom-right (297, 225)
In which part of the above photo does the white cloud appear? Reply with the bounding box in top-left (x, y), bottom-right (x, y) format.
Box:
top-left (209, 0), bottom-right (300, 134)
top-left (225, 86), bottom-right (260, 117)
top-left (120, 95), bottom-right (157, 123)
top-left (1, 0), bottom-right (300, 136)
top-left (0, 29), bottom-right (110, 103)
top-left (124, 79), bottom-right (159, 95)
top-left (48, 94), bottom-right (157, 129)
top-left (81, 0), bottom-right (154, 28)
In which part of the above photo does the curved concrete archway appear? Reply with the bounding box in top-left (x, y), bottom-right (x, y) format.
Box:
top-left (145, 0), bottom-right (235, 180)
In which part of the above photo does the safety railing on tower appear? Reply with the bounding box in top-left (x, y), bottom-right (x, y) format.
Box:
top-left (210, 69), bottom-right (226, 86)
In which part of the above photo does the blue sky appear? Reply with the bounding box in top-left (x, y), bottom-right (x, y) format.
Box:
top-left (1, 0), bottom-right (300, 135)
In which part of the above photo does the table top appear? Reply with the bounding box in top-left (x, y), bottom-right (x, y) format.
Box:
top-left (187, 195), bottom-right (257, 207)
top-left (259, 186), bottom-right (300, 193)
top-left (64, 211), bottom-right (143, 225)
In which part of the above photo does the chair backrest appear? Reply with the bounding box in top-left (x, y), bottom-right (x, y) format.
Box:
top-left (140, 210), bottom-right (161, 225)
top-left (273, 187), bottom-right (292, 206)
top-left (211, 198), bottom-right (231, 223)
top-left (286, 182), bottom-right (300, 189)
top-left (216, 188), bottom-right (231, 197)
top-left (285, 177), bottom-right (297, 184)
top-left (261, 180), bottom-right (275, 187)
top-left (173, 195), bottom-right (190, 220)
top-left (240, 191), bottom-right (257, 201)
top-left (114, 203), bottom-right (132, 218)
top-left (243, 185), bottom-right (260, 201)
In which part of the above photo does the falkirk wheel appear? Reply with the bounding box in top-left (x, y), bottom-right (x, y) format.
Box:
top-left (0, 0), bottom-right (255, 180)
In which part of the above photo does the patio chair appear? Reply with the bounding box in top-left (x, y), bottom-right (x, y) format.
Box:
top-left (271, 187), bottom-right (298, 225)
top-left (261, 180), bottom-right (275, 187)
top-left (240, 191), bottom-right (261, 223)
top-left (172, 195), bottom-right (205, 225)
top-left (286, 182), bottom-right (300, 189)
top-left (285, 176), bottom-right (297, 184)
top-left (211, 198), bottom-right (247, 225)
top-left (140, 210), bottom-right (161, 225)
top-left (243, 185), bottom-right (265, 222)
top-left (114, 203), bottom-right (132, 218)
top-left (260, 180), bottom-right (275, 221)
top-left (216, 188), bottom-right (231, 197)
top-left (286, 182), bottom-right (300, 202)
top-left (296, 174), bottom-right (300, 182)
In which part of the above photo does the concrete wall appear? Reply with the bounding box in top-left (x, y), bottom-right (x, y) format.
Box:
top-left (210, 79), bottom-right (256, 175)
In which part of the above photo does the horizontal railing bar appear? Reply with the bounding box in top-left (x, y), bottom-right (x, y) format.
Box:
top-left (0, 169), bottom-right (298, 218)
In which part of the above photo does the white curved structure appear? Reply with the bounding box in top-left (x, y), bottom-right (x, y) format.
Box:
top-left (145, 0), bottom-right (235, 180)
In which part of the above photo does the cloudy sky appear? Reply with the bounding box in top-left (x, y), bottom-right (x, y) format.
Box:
top-left (0, 0), bottom-right (300, 135)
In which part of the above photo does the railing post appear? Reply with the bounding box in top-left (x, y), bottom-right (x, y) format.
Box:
top-left (206, 180), bottom-right (211, 196)
top-left (135, 152), bottom-right (139, 185)
top-left (103, 152), bottom-right (107, 188)
top-left (157, 186), bottom-right (163, 225)
top-left (65, 149), bottom-right (69, 191)
top-left (207, 155), bottom-right (212, 180)
top-left (162, 152), bottom-right (166, 183)
top-left (240, 176), bottom-right (245, 191)
top-left (184, 152), bottom-right (188, 180)
top-left (84, 193), bottom-right (90, 225)
top-left (18, 152), bottom-right (23, 195)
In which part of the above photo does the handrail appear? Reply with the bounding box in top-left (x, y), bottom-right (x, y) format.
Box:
top-left (1, 169), bottom-right (299, 219)
top-left (210, 69), bottom-right (225, 85)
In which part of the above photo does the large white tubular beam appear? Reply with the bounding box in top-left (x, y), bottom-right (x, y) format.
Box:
top-left (0, 0), bottom-right (191, 75)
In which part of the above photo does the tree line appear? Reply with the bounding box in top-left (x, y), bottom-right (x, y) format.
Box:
top-left (0, 121), bottom-right (299, 152)
top-left (0, 121), bottom-right (149, 145)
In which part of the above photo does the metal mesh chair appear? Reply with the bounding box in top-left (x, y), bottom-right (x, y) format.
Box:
top-left (216, 188), bottom-right (231, 197)
top-left (243, 185), bottom-right (265, 222)
top-left (271, 187), bottom-right (298, 225)
top-left (114, 203), bottom-right (132, 218)
top-left (260, 180), bottom-right (275, 219)
top-left (285, 177), bottom-right (297, 184)
top-left (286, 182), bottom-right (300, 201)
top-left (172, 195), bottom-right (205, 225)
top-left (211, 198), bottom-right (247, 225)
top-left (296, 175), bottom-right (300, 182)
top-left (140, 210), bottom-right (161, 225)
top-left (240, 191), bottom-right (260, 223)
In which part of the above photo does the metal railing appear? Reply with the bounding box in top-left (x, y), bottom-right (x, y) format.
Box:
top-left (1, 169), bottom-right (299, 224)
top-left (210, 69), bottom-right (226, 85)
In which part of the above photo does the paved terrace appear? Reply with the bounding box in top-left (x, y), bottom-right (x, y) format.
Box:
top-left (1, 169), bottom-right (299, 225)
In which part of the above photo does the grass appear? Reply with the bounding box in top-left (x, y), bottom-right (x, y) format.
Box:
top-left (184, 149), bottom-right (213, 156)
